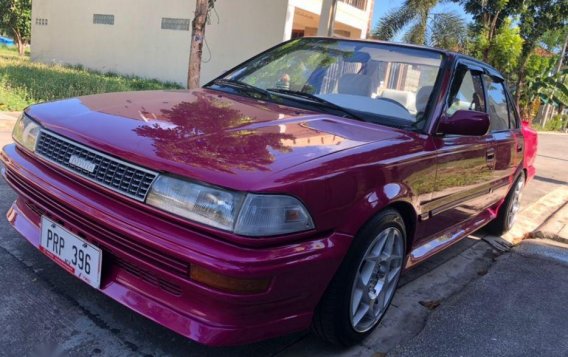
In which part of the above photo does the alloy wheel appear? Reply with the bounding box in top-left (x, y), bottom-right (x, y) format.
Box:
top-left (506, 179), bottom-right (524, 229)
top-left (350, 227), bottom-right (404, 333)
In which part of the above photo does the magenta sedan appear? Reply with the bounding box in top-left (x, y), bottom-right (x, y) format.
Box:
top-left (1, 38), bottom-right (532, 346)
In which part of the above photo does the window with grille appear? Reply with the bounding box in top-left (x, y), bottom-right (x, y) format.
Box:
top-left (35, 18), bottom-right (48, 26)
top-left (161, 18), bottom-right (190, 31)
top-left (93, 14), bottom-right (115, 25)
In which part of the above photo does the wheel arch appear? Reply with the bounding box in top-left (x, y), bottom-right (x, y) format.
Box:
top-left (348, 198), bottom-right (418, 256)
top-left (388, 200), bottom-right (418, 253)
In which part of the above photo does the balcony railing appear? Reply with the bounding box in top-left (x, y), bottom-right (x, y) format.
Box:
top-left (339, 0), bottom-right (367, 10)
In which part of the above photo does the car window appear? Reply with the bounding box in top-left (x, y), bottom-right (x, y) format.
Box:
top-left (506, 93), bottom-right (519, 129)
top-left (447, 66), bottom-right (485, 116)
top-left (483, 75), bottom-right (510, 132)
top-left (223, 39), bottom-right (443, 127)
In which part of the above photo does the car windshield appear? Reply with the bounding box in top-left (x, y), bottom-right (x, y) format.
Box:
top-left (216, 38), bottom-right (443, 129)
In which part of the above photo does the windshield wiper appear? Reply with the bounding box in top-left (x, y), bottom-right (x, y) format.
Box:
top-left (210, 79), bottom-right (273, 100)
top-left (266, 88), bottom-right (365, 122)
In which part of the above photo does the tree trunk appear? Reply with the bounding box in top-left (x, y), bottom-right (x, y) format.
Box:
top-left (187, 0), bottom-right (210, 89)
top-left (482, 12), bottom-right (500, 62)
top-left (514, 53), bottom-right (530, 104)
top-left (11, 28), bottom-right (25, 56)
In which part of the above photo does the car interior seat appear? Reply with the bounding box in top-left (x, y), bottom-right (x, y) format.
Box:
top-left (337, 74), bottom-right (373, 97)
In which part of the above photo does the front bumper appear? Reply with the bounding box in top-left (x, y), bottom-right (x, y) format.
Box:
top-left (1, 144), bottom-right (352, 346)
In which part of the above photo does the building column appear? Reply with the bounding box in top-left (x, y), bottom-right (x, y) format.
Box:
top-left (283, 4), bottom-right (296, 41)
top-left (317, 0), bottom-right (338, 37)
top-left (365, 0), bottom-right (375, 38)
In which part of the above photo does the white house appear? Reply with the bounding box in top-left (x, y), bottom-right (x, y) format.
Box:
top-left (31, 0), bottom-right (374, 85)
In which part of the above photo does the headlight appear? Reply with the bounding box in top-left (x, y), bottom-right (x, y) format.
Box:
top-left (234, 194), bottom-right (314, 236)
top-left (12, 113), bottom-right (41, 152)
top-left (147, 175), bottom-right (245, 231)
top-left (146, 176), bottom-right (314, 236)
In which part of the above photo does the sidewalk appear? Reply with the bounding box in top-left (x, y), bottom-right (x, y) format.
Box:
top-left (0, 111), bottom-right (19, 123)
top-left (537, 131), bottom-right (568, 136)
top-left (0, 111), bottom-right (18, 146)
top-left (531, 202), bottom-right (568, 243)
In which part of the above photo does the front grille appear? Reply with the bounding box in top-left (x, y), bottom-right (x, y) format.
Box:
top-left (5, 168), bottom-right (191, 278)
top-left (36, 131), bottom-right (158, 201)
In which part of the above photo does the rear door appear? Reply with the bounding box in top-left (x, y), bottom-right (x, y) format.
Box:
top-left (482, 74), bottom-right (523, 203)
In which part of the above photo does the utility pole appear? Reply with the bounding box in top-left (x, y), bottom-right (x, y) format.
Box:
top-left (187, 0), bottom-right (211, 89)
top-left (317, 0), bottom-right (339, 37)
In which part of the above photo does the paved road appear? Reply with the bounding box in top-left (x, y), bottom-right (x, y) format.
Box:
top-left (390, 243), bottom-right (568, 357)
top-left (0, 123), bottom-right (566, 356)
top-left (522, 133), bottom-right (568, 208)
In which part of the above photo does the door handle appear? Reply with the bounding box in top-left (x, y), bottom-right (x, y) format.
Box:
top-left (486, 149), bottom-right (496, 162)
top-left (516, 144), bottom-right (523, 153)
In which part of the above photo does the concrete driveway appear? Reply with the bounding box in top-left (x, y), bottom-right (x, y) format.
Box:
top-left (0, 116), bottom-right (567, 356)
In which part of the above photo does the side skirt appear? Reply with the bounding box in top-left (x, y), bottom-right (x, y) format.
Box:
top-left (404, 209), bottom-right (495, 269)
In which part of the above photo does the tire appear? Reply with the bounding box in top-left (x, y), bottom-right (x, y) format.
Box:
top-left (486, 172), bottom-right (525, 236)
top-left (312, 209), bottom-right (406, 346)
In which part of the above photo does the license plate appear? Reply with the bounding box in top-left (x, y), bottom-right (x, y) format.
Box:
top-left (40, 216), bottom-right (102, 289)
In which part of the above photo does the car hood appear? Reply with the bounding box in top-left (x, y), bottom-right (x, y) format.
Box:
top-left (27, 89), bottom-right (400, 190)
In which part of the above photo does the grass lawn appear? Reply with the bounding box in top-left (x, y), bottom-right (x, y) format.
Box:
top-left (0, 46), bottom-right (182, 111)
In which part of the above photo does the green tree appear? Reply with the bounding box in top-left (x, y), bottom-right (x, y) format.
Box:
top-left (540, 27), bottom-right (568, 53)
top-left (486, 19), bottom-right (523, 77)
top-left (452, 0), bottom-right (523, 61)
top-left (374, 0), bottom-right (438, 45)
top-left (524, 68), bottom-right (568, 112)
top-left (428, 12), bottom-right (468, 51)
top-left (514, 0), bottom-right (568, 103)
top-left (0, 0), bottom-right (31, 56)
top-left (467, 18), bottom-right (523, 76)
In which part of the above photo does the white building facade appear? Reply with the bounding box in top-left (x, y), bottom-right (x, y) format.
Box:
top-left (31, 0), bottom-right (374, 85)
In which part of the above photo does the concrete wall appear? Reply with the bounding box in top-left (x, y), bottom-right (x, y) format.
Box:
top-left (31, 0), bottom-right (371, 86)
top-left (31, 0), bottom-right (290, 85)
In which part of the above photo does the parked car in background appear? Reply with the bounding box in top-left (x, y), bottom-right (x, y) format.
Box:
top-left (0, 36), bottom-right (15, 46)
top-left (1, 38), bottom-right (534, 346)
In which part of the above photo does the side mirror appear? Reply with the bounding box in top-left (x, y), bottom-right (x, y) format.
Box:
top-left (437, 110), bottom-right (490, 136)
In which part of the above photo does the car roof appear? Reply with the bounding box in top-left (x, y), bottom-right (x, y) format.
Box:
top-left (302, 37), bottom-right (504, 80)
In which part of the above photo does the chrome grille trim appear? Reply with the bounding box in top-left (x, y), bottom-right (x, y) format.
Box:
top-left (35, 130), bottom-right (158, 201)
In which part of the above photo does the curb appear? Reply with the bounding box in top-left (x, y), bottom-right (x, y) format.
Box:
top-left (529, 231), bottom-right (568, 245)
top-left (516, 238), bottom-right (568, 266)
top-left (536, 131), bottom-right (568, 136)
top-left (527, 201), bottom-right (568, 245)
top-left (483, 186), bottom-right (568, 251)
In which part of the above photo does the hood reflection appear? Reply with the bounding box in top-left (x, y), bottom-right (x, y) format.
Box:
top-left (134, 92), bottom-right (295, 173)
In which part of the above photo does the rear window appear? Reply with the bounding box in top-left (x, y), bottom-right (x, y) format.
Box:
top-left (483, 75), bottom-right (510, 132)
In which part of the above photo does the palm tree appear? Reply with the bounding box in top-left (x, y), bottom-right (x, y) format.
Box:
top-left (428, 12), bottom-right (467, 51)
top-left (374, 0), bottom-right (439, 45)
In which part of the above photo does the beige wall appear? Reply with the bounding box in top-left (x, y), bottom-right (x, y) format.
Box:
top-left (31, 0), bottom-right (290, 85)
top-left (31, 0), bottom-right (371, 86)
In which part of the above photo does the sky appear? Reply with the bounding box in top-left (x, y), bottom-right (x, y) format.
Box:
top-left (371, 0), bottom-right (473, 35)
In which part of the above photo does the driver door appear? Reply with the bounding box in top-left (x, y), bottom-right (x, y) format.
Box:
top-left (421, 63), bottom-right (494, 241)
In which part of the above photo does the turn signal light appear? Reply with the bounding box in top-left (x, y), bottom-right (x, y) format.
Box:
top-left (189, 264), bottom-right (270, 293)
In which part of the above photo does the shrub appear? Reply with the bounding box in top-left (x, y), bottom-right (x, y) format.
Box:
top-left (544, 114), bottom-right (568, 131)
